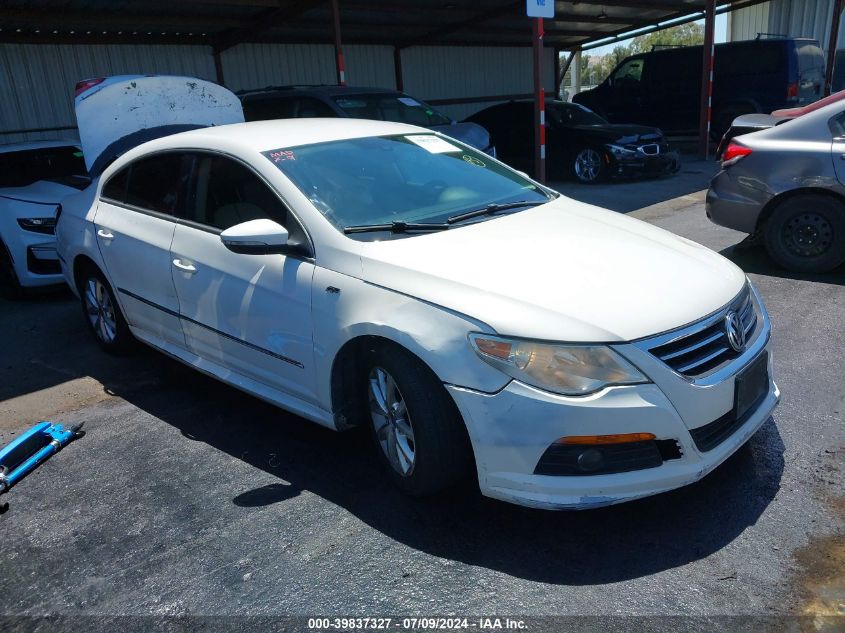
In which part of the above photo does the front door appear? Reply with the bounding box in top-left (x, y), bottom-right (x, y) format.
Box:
top-left (169, 153), bottom-right (317, 403)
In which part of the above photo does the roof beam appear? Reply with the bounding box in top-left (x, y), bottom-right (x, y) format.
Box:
top-left (0, 8), bottom-right (244, 29)
top-left (561, 0), bottom-right (704, 10)
top-left (397, 1), bottom-right (521, 50)
top-left (213, 0), bottom-right (324, 53)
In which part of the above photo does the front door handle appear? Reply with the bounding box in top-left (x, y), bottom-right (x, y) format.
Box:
top-left (839, 154), bottom-right (845, 160)
top-left (97, 229), bottom-right (114, 239)
top-left (172, 259), bottom-right (197, 273)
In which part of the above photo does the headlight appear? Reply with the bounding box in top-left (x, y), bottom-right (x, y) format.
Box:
top-left (468, 334), bottom-right (648, 396)
top-left (605, 143), bottom-right (638, 158)
top-left (17, 218), bottom-right (56, 235)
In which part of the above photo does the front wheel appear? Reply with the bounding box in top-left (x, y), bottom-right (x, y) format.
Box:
top-left (573, 147), bottom-right (606, 184)
top-left (79, 268), bottom-right (135, 354)
top-left (0, 240), bottom-right (23, 299)
top-left (763, 195), bottom-right (845, 273)
top-left (365, 346), bottom-right (471, 496)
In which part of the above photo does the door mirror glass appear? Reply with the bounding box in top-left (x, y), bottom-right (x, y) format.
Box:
top-left (220, 218), bottom-right (289, 254)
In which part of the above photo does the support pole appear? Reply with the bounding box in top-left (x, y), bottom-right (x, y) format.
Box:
top-left (330, 0), bottom-right (346, 85)
top-left (533, 17), bottom-right (546, 183)
top-left (213, 49), bottom-right (225, 86)
top-left (554, 46), bottom-right (561, 98)
top-left (698, 0), bottom-right (715, 159)
top-left (573, 50), bottom-right (582, 98)
top-left (393, 47), bottom-right (404, 91)
top-left (825, 0), bottom-right (845, 96)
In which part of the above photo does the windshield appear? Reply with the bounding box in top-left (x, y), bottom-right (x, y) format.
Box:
top-left (0, 146), bottom-right (87, 188)
top-left (333, 94), bottom-right (452, 127)
top-left (263, 134), bottom-right (551, 238)
top-left (548, 102), bottom-right (607, 127)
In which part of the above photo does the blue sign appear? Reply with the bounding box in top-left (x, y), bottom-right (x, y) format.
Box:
top-left (526, 0), bottom-right (554, 18)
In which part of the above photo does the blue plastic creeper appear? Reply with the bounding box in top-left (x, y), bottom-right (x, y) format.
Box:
top-left (0, 422), bottom-right (85, 514)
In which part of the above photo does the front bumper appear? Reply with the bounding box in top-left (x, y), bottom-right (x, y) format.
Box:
top-left (448, 289), bottom-right (778, 510)
top-left (6, 231), bottom-right (63, 287)
top-left (706, 169), bottom-right (771, 234)
top-left (610, 150), bottom-right (680, 179)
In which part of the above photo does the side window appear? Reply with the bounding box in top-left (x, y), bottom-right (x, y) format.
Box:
top-left (294, 97), bottom-right (336, 118)
top-left (101, 165), bottom-right (131, 202)
top-left (123, 154), bottom-right (191, 215)
top-left (612, 58), bottom-right (645, 86)
top-left (243, 96), bottom-right (298, 121)
top-left (829, 112), bottom-right (845, 138)
top-left (186, 155), bottom-right (306, 244)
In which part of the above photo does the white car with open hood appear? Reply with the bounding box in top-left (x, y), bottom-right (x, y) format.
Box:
top-left (57, 75), bottom-right (779, 509)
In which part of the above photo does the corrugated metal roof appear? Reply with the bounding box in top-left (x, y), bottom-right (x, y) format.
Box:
top-left (0, 0), bottom-right (770, 50)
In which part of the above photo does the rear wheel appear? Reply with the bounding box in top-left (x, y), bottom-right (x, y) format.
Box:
top-left (79, 267), bottom-right (134, 353)
top-left (364, 346), bottom-right (471, 496)
top-left (763, 194), bottom-right (845, 273)
top-left (573, 147), bottom-right (606, 184)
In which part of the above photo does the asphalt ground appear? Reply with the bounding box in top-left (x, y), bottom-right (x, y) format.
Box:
top-left (0, 157), bottom-right (843, 632)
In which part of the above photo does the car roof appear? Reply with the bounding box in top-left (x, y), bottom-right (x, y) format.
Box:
top-left (238, 85), bottom-right (401, 99)
top-left (115, 117), bottom-right (428, 160)
top-left (0, 139), bottom-right (79, 154)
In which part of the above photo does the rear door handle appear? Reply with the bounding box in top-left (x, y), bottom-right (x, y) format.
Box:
top-left (97, 229), bottom-right (114, 239)
top-left (172, 258), bottom-right (197, 273)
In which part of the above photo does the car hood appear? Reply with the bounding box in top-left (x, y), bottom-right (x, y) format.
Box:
top-left (429, 122), bottom-right (491, 151)
top-left (0, 180), bottom-right (79, 205)
top-left (570, 124), bottom-right (663, 145)
top-left (358, 198), bottom-right (745, 342)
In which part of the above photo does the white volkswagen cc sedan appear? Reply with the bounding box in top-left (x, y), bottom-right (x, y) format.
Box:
top-left (58, 114), bottom-right (780, 509)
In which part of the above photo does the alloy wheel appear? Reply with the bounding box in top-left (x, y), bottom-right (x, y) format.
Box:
top-left (84, 277), bottom-right (118, 344)
top-left (368, 366), bottom-right (416, 476)
top-left (575, 148), bottom-right (603, 182)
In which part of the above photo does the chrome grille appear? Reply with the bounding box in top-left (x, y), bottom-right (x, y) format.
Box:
top-left (647, 287), bottom-right (757, 378)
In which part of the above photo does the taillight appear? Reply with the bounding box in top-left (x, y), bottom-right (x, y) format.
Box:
top-left (722, 141), bottom-right (753, 167)
top-left (74, 77), bottom-right (105, 98)
top-left (787, 82), bottom-right (798, 101)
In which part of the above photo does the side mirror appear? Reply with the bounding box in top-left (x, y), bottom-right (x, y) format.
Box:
top-left (220, 218), bottom-right (289, 255)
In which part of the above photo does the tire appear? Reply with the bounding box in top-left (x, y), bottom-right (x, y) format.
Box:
top-left (763, 194), bottom-right (845, 273)
top-left (0, 240), bottom-right (23, 300)
top-left (78, 266), bottom-right (135, 354)
top-left (572, 147), bottom-right (606, 184)
top-left (364, 345), bottom-right (471, 496)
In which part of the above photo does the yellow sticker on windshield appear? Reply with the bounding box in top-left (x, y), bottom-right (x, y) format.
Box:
top-left (462, 155), bottom-right (486, 167)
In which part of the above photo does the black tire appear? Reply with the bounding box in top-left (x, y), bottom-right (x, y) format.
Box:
top-left (363, 345), bottom-right (472, 496)
top-left (763, 194), bottom-right (845, 273)
top-left (572, 147), bottom-right (606, 184)
top-left (78, 265), bottom-right (135, 354)
top-left (0, 240), bottom-right (24, 300)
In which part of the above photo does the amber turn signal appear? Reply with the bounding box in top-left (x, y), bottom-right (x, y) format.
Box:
top-left (555, 433), bottom-right (656, 445)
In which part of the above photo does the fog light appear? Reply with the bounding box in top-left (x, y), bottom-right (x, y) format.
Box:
top-left (576, 448), bottom-right (604, 472)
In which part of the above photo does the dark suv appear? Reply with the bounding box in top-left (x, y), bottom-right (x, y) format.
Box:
top-left (238, 85), bottom-right (495, 155)
top-left (573, 37), bottom-right (825, 138)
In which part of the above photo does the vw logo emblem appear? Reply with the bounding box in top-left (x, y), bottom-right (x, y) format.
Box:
top-left (724, 310), bottom-right (746, 353)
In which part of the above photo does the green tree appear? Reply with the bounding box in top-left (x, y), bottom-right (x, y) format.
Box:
top-left (629, 22), bottom-right (704, 54)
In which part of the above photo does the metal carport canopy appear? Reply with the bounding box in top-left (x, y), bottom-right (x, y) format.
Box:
top-left (1, 0), bottom-right (773, 177)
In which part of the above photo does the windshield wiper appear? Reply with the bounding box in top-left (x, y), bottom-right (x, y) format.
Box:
top-left (446, 200), bottom-right (547, 225)
top-left (343, 221), bottom-right (449, 235)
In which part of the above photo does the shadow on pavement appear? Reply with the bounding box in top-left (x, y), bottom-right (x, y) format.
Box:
top-left (720, 243), bottom-right (845, 287)
top-left (110, 356), bottom-right (785, 586)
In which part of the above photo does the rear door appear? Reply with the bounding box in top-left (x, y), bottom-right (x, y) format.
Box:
top-left (94, 153), bottom-right (189, 347)
top-left (169, 152), bottom-right (317, 403)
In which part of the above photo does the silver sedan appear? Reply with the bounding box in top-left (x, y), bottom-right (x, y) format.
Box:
top-left (707, 99), bottom-right (845, 273)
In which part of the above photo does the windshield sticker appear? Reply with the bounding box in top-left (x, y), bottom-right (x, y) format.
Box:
top-left (398, 97), bottom-right (421, 107)
top-left (267, 149), bottom-right (296, 163)
top-left (406, 135), bottom-right (460, 153)
top-left (462, 155), bottom-right (486, 167)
